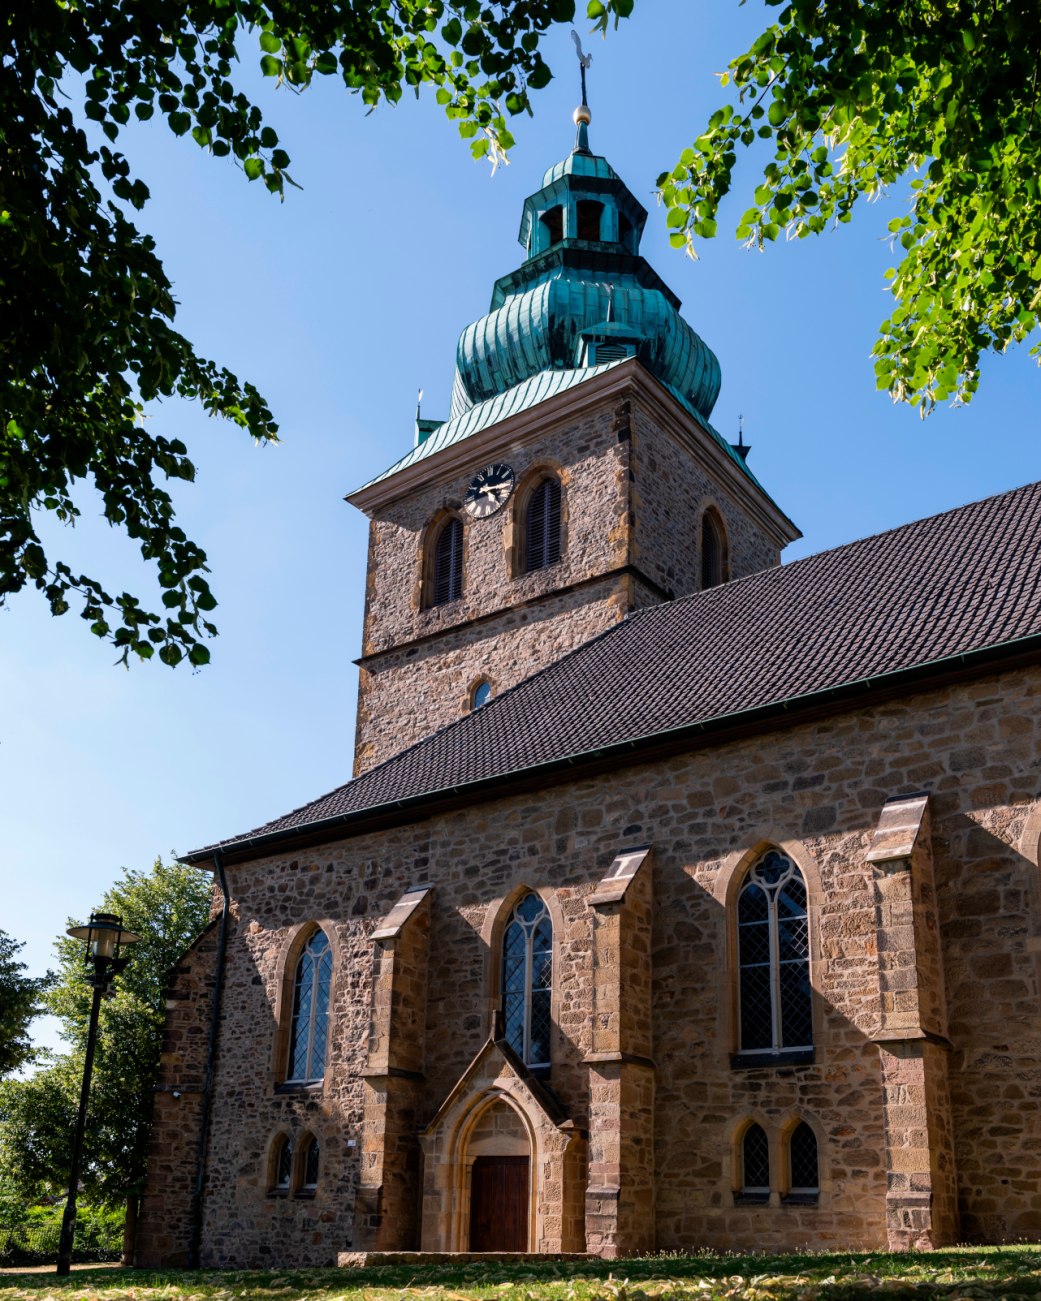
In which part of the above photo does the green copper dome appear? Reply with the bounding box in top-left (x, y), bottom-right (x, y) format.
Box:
top-left (450, 120), bottom-right (722, 423)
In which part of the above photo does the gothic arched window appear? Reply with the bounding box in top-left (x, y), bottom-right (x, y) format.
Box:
top-left (431, 516), bottom-right (464, 606)
top-left (272, 1134), bottom-right (293, 1193)
top-left (287, 930), bottom-right (332, 1082)
top-left (786, 1121), bottom-right (819, 1200)
top-left (739, 1123), bottom-right (770, 1201)
top-left (737, 850), bottom-right (812, 1057)
top-left (524, 477), bottom-right (562, 573)
top-left (300, 1134), bottom-right (320, 1193)
top-left (501, 893), bottom-right (552, 1069)
top-left (701, 509), bottom-right (726, 589)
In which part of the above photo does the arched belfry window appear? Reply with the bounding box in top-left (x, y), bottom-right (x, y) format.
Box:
top-left (524, 477), bottom-right (562, 573)
top-left (287, 930), bottom-right (332, 1082)
top-left (701, 510), bottom-right (726, 589)
top-left (739, 1123), bottom-right (770, 1202)
top-left (431, 516), bottom-right (464, 606)
top-left (501, 893), bottom-right (552, 1069)
top-left (540, 205), bottom-right (563, 249)
top-left (737, 850), bottom-right (812, 1057)
top-left (577, 199), bottom-right (604, 241)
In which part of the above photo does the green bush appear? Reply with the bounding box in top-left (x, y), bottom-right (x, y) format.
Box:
top-left (0, 1200), bottom-right (122, 1266)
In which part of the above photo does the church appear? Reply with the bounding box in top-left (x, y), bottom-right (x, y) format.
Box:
top-left (135, 101), bottom-right (1041, 1267)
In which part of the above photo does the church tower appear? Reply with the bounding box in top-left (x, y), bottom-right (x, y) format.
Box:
top-left (348, 107), bottom-right (799, 775)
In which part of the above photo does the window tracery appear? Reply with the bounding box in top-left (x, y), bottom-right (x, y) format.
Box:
top-left (287, 929), bottom-right (332, 1082)
top-left (737, 850), bottom-right (812, 1057)
top-left (501, 893), bottom-right (552, 1069)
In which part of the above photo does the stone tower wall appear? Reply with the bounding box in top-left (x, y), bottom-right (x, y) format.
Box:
top-left (353, 371), bottom-right (792, 775)
top-left (139, 662), bottom-right (1041, 1265)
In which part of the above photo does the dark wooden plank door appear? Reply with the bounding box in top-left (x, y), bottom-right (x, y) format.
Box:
top-left (469, 1155), bottom-right (529, 1251)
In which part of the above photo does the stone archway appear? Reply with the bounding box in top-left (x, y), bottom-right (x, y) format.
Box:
top-left (418, 1038), bottom-right (585, 1253)
top-left (465, 1096), bottom-right (532, 1251)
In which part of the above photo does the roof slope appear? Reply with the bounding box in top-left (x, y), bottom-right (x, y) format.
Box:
top-left (192, 480), bottom-right (1041, 859)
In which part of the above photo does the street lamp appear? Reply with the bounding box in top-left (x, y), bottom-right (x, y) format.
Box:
top-left (55, 912), bottom-right (141, 1277)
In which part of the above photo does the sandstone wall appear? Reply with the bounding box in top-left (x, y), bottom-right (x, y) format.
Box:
top-left (629, 402), bottom-right (782, 598)
top-left (353, 381), bottom-right (788, 776)
top-left (143, 663), bottom-right (1041, 1265)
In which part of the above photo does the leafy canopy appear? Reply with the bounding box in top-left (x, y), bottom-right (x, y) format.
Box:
top-left (1, 0), bottom-right (631, 667)
top-left (658, 0), bottom-right (1041, 414)
top-left (0, 859), bottom-right (212, 1205)
top-left (0, 932), bottom-right (50, 1080)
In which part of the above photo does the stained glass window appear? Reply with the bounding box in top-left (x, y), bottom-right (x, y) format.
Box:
top-left (287, 930), bottom-right (332, 1082)
top-left (741, 1124), bottom-right (770, 1199)
top-left (433, 517), bottom-right (463, 605)
top-left (738, 850), bottom-right (812, 1056)
top-left (788, 1122), bottom-right (819, 1196)
top-left (502, 893), bottom-right (552, 1068)
top-left (525, 478), bottom-right (562, 573)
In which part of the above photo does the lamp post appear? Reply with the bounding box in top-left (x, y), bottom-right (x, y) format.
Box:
top-left (55, 912), bottom-right (140, 1277)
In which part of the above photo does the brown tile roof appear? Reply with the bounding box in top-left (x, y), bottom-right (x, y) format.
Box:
top-left (187, 480), bottom-right (1041, 862)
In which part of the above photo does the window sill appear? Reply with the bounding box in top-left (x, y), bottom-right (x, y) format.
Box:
top-left (733, 1193), bottom-right (770, 1206)
top-left (782, 1193), bottom-right (819, 1206)
top-left (275, 1079), bottom-right (324, 1095)
top-left (294, 1189), bottom-right (317, 1200)
top-left (730, 1050), bottom-right (814, 1071)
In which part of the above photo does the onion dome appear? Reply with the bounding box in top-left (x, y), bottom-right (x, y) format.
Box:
top-left (450, 111), bottom-right (722, 423)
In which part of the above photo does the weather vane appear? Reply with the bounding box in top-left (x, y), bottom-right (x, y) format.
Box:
top-left (571, 30), bottom-right (593, 109)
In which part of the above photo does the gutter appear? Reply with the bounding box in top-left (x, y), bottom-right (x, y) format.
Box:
top-left (181, 629), bottom-right (1041, 867)
top-left (188, 850), bottom-right (230, 1269)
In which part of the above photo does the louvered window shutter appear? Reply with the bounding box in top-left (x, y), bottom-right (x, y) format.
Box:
top-left (433, 517), bottom-right (463, 604)
top-left (525, 478), bottom-right (561, 573)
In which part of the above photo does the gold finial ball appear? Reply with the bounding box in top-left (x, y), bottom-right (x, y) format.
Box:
top-left (573, 104), bottom-right (592, 126)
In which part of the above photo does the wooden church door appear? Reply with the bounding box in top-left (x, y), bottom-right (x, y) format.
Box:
top-left (469, 1155), bottom-right (530, 1251)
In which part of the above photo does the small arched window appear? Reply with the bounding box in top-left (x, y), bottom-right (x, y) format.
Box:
top-left (577, 199), bottom-right (604, 241)
top-left (470, 678), bottom-right (492, 710)
top-left (786, 1122), bottom-right (819, 1200)
top-left (701, 510), bottom-right (726, 589)
top-left (524, 477), bottom-right (562, 573)
top-left (740, 1123), bottom-right (770, 1202)
top-left (300, 1134), bottom-right (320, 1193)
top-left (272, 1135), bottom-right (293, 1193)
top-left (540, 205), bottom-right (564, 248)
top-left (618, 212), bottom-right (636, 254)
top-left (737, 850), bottom-right (812, 1057)
top-left (287, 930), bottom-right (332, 1082)
top-left (501, 893), bottom-right (552, 1069)
top-left (432, 516), bottom-right (464, 606)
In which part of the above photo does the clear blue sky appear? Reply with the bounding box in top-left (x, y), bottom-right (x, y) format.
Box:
top-left (4, 3), bottom-right (1038, 1055)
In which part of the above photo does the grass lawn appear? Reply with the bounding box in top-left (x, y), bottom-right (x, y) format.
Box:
top-left (1, 1246), bottom-right (1040, 1301)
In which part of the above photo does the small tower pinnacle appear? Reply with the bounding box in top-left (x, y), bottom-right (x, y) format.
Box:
top-left (571, 30), bottom-right (593, 154)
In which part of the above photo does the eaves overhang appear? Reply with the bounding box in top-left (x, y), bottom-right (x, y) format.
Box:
top-left (179, 631), bottom-right (1041, 870)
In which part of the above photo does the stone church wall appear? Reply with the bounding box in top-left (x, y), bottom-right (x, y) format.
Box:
top-left (139, 662), bottom-right (1041, 1265)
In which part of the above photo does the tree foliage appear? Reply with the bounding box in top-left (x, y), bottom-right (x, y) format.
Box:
top-left (659, 0), bottom-right (1041, 414)
top-left (1, 0), bottom-right (632, 666)
top-left (0, 932), bottom-right (49, 1079)
top-left (0, 859), bottom-right (212, 1204)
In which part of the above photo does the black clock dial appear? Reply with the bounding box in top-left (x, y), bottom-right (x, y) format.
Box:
top-left (464, 462), bottom-right (515, 519)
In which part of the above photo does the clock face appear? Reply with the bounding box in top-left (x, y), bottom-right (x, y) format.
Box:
top-left (464, 462), bottom-right (515, 519)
